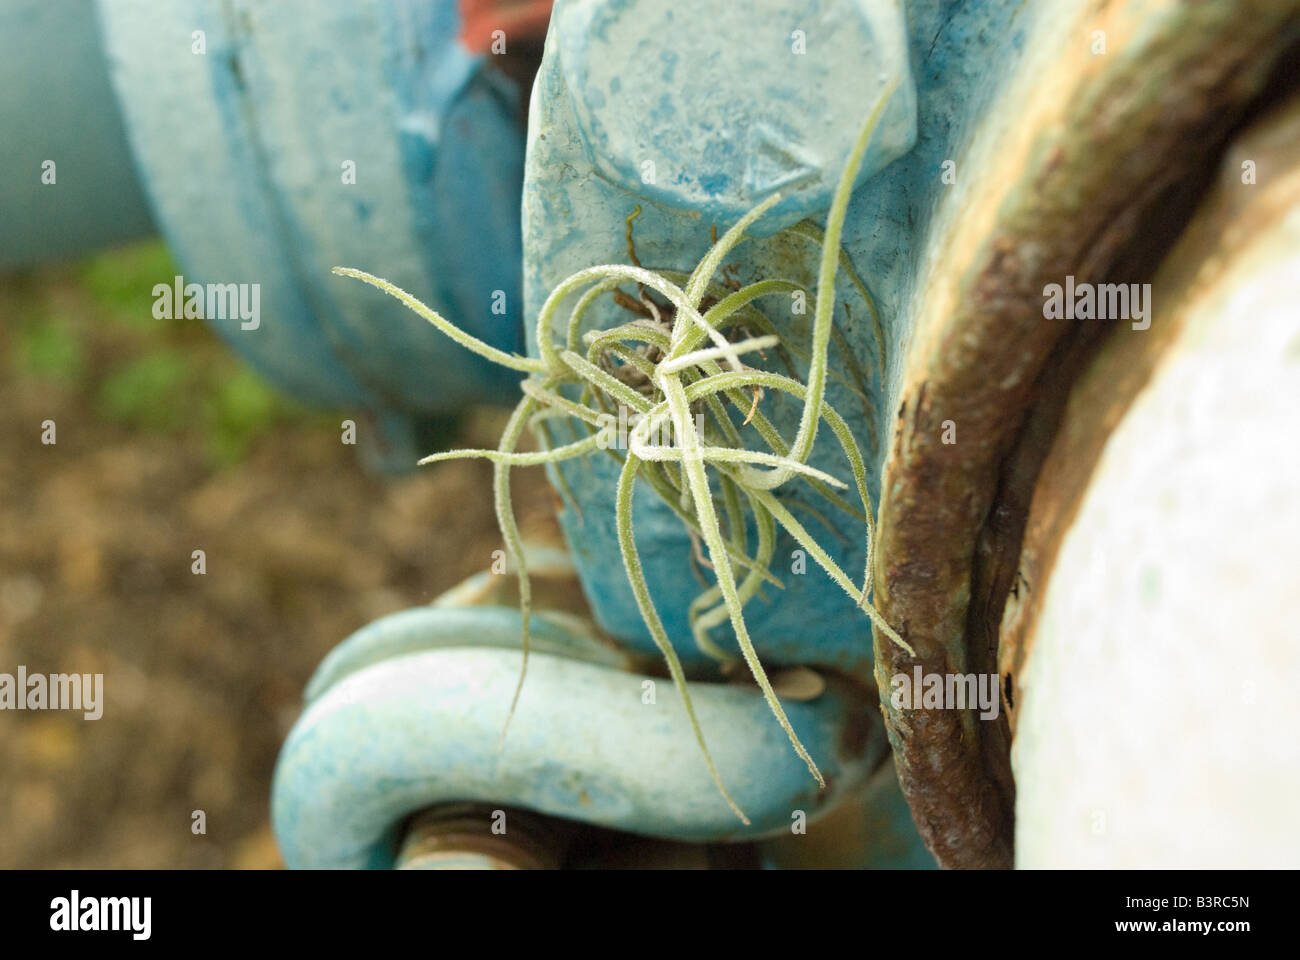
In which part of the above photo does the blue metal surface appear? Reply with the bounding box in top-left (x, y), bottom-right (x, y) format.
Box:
top-left (0, 0), bottom-right (154, 267)
top-left (551, 0), bottom-right (916, 234)
top-left (272, 604), bottom-right (887, 869)
top-left (94, 0), bottom-right (528, 461)
top-left (301, 604), bottom-right (633, 703)
top-left (523, 0), bottom-right (1035, 676)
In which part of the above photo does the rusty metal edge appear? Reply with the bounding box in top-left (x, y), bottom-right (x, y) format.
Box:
top-left (871, 0), bottom-right (1300, 869)
top-left (999, 89), bottom-right (1300, 738)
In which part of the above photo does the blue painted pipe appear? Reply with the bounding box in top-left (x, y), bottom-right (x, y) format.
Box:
top-left (4, 0), bottom-right (537, 467)
top-left (95, 0), bottom-right (528, 459)
top-left (0, 0), bottom-right (154, 266)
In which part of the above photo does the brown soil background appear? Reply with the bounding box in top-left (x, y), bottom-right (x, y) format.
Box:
top-left (0, 241), bottom-right (556, 867)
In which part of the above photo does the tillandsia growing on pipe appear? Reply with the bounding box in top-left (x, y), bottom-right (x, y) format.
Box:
top-left (333, 83), bottom-right (909, 823)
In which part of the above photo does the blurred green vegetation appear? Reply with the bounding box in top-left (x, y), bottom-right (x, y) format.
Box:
top-left (14, 316), bottom-right (84, 381)
top-left (8, 239), bottom-right (326, 467)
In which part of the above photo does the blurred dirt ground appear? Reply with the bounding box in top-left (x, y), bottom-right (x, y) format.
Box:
top-left (0, 240), bottom-right (556, 868)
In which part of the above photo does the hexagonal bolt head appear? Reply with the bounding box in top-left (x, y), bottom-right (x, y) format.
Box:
top-left (553, 0), bottom-right (916, 233)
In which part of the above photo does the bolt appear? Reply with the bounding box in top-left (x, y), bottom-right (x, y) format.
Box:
top-left (395, 804), bottom-right (569, 869)
top-left (552, 0), bottom-right (917, 234)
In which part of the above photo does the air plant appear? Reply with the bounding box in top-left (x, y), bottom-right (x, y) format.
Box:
top-left (333, 80), bottom-right (912, 824)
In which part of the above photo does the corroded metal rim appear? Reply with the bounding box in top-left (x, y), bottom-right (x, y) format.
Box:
top-left (871, 0), bottom-right (1300, 869)
top-left (1001, 90), bottom-right (1300, 738)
